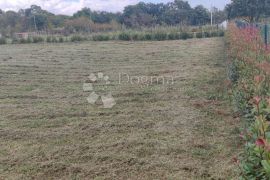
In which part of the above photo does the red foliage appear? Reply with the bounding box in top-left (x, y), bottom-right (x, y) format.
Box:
top-left (254, 75), bottom-right (264, 84)
top-left (256, 138), bottom-right (266, 147)
top-left (253, 96), bottom-right (261, 105)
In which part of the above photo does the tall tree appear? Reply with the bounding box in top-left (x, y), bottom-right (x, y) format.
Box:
top-left (122, 2), bottom-right (157, 27)
top-left (73, 8), bottom-right (119, 24)
top-left (192, 5), bottom-right (210, 25)
top-left (64, 16), bottom-right (93, 33)
top-left (73, 8), bottom-right (92, 18)
top-left (162, 0), bottom-right (193, 25)
top-left (23, 5), bottom-right (54, 31)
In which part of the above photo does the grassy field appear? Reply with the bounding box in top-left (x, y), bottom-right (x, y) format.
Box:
top-left (0, 38), bottom-right (239, 179)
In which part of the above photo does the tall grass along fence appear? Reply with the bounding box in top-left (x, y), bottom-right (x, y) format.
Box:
top-left (227, 22), bottom-right (270, 179)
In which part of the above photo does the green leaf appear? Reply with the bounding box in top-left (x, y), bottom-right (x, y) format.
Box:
top-left (261, 160), bottom-right (270, 174)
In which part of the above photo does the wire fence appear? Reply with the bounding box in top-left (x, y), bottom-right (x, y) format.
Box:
top-left (235, 20), bottom-right (270, 47)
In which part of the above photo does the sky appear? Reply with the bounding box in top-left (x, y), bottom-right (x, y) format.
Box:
top-left (0, 0), bottom-right (231, 15)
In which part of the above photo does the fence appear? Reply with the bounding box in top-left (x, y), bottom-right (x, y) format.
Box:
top-left (235, 20), bottom-right (270, 47)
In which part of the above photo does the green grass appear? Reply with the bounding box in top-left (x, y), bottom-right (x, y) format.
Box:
top-left (0, 38), bottom-right (237, 179)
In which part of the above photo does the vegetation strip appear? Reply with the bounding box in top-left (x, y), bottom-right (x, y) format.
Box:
top-left (0, 30), bottom-right (224, 45)
top-left (227, 22), bottom-right (270, 179)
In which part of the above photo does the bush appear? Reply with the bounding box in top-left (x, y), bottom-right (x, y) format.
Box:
top-left (168, 32), bottom-right (178, 40)
top-left (46, 36), bottom-right (52, 43)
top-left (227, 23), bottom-right (270, 179)
top-left (92, 34), bottom-right (110, 41)
top-left (204, 31), bottom-right (211, 38)
top-left (210, 31), bottom-right (219, 37)
top-left (110, 34), bottom-right (118, 40)
top-left (47, 36), bottom-right (66, 43)
top-left (11, 38), bottom-right (19, 44)
top-left (0, 38), bottom-right (7, 44)
top-left (196, 32), bottom-right (203, 38)
top-left (153, 32), bottom-right (167, 41)
top-left (118, 32), bottom-right (131, 41)
top-left (71, 35), bottom-right (85, 42)
top-left (219, 31), bottom-right (225, 37)
top-left (19, 38), bottom-right (28, 44)
top-left (59, 36), bottom-right (64, 43)
top-left (51, 36), bottom-right (58, 43)
top-left (175, 32), bottom-right (181, 40)
top-left (131, 33), bottom-right (139, 41)
top-left (33, 36), bottom-right (44, 43)
top-left (144, 33), bottom-right (153, 41)
top-left (136, 34), bottom-right (145, 41)
top-left (26, 37), bottom-right (32, 43)
top-left (180, 32), bottom-right (193, 40)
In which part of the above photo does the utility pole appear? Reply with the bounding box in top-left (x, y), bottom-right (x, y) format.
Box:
top-left (33, 15), bottom-right (37, 32)
top-left (210, 4), bottom-right (213, 26)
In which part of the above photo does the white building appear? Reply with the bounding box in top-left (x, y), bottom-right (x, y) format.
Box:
top-left (219, 20), bottom-right (228, 30)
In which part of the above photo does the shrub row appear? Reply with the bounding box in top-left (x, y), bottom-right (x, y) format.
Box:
top-left (117, 31), bottom-right (193, 41)
top-left (70, 35), bottom-right (87, 42)
top-left (11, 36), bottom-right (69, 44)
top-left (196, 31), bottom-right (225, 38)
top-left (0, 30), bottom-right (225, 45)
top-left (0, 38), bottom-right (7, 44)
top-left (227, 23), bottom-right (270, 179)
top-left (116, 31), bottom-right (224, 41)
top-left (90, 30), bottom-right (224, 42)
top-left (10, 35), bottom-right (88, 44)
top-left (92, 34), bottom-right (110, 41)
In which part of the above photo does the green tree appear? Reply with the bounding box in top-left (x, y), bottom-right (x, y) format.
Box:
top-left (73, 8), bottom-right (92, 18)
top-left (64, 16), bottom-right (93, 33)
top-left (192, 5), bottom-right (210, 25)
top-left (73, 8), bottom-right (119, 24)
top-left (226, 0), bottom-right (270, 22)
top-left (212, 7), bottom-right (227, 24)
top-left (122, 2), bottom-right (157, 27)
top-left (162, 0), bottom-right (193, 25)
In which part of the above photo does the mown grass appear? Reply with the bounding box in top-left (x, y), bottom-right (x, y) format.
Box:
top-left (0, 38), bottom-right (238, 179)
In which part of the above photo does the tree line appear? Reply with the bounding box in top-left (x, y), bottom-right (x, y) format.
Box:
top-left (226, 0), bottom-right (270, 22)
top-left (0, 0), bottom-right (227, 37)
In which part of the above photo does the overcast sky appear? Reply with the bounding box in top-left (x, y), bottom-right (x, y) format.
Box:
top-left (0, 0), bottom-right (231, 15)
